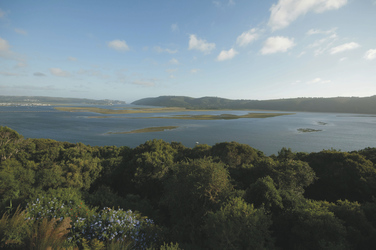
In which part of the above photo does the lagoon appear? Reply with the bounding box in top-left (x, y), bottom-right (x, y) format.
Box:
top-left (1, 105), bottom-right (375, 155)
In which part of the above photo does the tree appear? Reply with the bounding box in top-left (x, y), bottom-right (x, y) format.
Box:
top-left (161, 158), bottom-right (233, 245)
top-left (117, 139), bottom-right (177, 204)
top-left (273, 200), bottom-right (349, 250)
top-left (204, 197), bottom-right (275, 250)
top-left (245, 176), bottom-right (283, 211)
top-left (328, 200), bottom-right (376, 249)
top-left (0, 126), bottom-right (24, 162)
top-left (210, 142), bottom-right (261, 168)
top-left (304, 151), bottom-right (376, 202)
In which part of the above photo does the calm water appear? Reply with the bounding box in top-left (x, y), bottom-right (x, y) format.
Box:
top-left (1, 105), bottom-right (375, 155)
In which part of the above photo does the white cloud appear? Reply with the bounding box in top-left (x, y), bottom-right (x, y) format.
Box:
top-left (0, 37), bottom-right (26, 62)
top-left (213, 0), bottom-right (235, 7)
top-left (0, 37), bottom-right (11, 57)
top-left (50, 68), bottom-right (70, 77)
top-left (169, 58), bottom-right (179, 65)
top-left (308, 34), bottom-right (337, 48)
top-left (68, 56), bottom-right (77, 61)
top-left (190, 68), bottom-right (200, 74)
top-left (307, 32), bottom-right (338, 56)
top-left (217, 48), bottom-right (238, 61)
top-left (297, 51), bottom-right (306, 57)
top-left (330, 42), bottom-right (360, 54)
top-left (268, 0), bottom-right (347, 31)
top-left (307, 78), bottom-right (331, 84)
top-left (364, 49), bottom-right (376, 60)
top-left (236, 28), bottom-right (259, 47)
top-left (108, 40), bottom-right (129, 51)
top-left (306, 28), bottom-right (336, 35)
top-left (171, 23), bottom-right (179, 32)
top-left (188, 34), bottom-right (215, 54)
top-left (14, 28), bottom-right (27, 35)
top-left (154, 46), bottom-right (177, 54)
top-left (261, 36), bottom-right (295, 55)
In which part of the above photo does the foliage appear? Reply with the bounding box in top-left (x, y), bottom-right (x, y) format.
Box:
top-left (25, 188), bottom-right (94, 221)
top-left (210, 141), bottom-right (261, 167)
top-left (161, 158), bottom-right (233, 245)
top-left (327, 200), bottom-right (376, 249)
top-left (204, 197), bottom-right (274, 250)
top-left (245, 176), bottom-right (283, 211)
top-left (304, 151), bottom-right (376, 202)
top-left (0, 206), bottom-right (30, 248)
top-left (27, 216), bottom-right (72, 250)
top-left (2, 126), bottom-right (376, 249)
top-left (73, 207), bottom-right (158, 249)
top-left (159, 242), bottom-right (181, 250)
top-left (0, 126), bottom-right (25, 162)
top-left (273, 200), bottom-right (349, 250)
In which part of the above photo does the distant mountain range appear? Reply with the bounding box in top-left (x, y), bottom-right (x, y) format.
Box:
top-left (0, 96), bottom-right (126, 105)
top-left (132, 95), bottom-right (376, 114)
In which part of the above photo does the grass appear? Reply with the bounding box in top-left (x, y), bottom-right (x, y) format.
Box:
top-left (106, 126), bottom-right (179, 134)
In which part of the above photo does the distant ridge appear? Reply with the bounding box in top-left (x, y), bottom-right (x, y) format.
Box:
top-left (0, 96), bottom-right (126, 105)
top-left (132, 95), bottom-right (376, 114)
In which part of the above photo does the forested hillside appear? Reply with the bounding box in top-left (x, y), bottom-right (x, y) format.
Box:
top-left (133, 95), bottom-right (376, 114)
top-left (1, 126), bottom-right (376, 249)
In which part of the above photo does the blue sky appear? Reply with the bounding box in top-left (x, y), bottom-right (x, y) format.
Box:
top-left (1, 0), bottom-right (376, 102)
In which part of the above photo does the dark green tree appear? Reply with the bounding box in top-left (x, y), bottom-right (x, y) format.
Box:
top-left (161, 158), bottom-right (233, 246)
top-left (204, 197), bottom-right (275, 250)
top-left (304, 151), bottom-right (376, 202)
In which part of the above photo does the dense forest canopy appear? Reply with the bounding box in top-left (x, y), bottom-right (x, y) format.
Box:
top-left (132, 95), bottom-right (376, 114)
top-left (1, 126), bottom-right (376, 249)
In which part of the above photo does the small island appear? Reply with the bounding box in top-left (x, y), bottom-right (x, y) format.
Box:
top-left (298, 128), bottom-right (322, 133)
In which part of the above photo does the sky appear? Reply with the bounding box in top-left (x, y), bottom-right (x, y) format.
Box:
top-left (0, 0), bottom-right (376, 102)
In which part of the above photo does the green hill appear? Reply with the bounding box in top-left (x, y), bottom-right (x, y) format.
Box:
top-left (132, 95), bottom-right (376, 114)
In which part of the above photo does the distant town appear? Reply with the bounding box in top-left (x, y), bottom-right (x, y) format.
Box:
top-left (0, 96), bottom-right (126, 106)
top-left (0, 103), bottom-right (51, 107)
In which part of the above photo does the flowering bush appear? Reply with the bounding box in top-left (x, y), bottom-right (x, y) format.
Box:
top-left (73, 207), bottom-right (158, 249)
top-left (25, 192), bottom-right (159, 248)
top-left (25, 196), bottom-right (93, 222)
